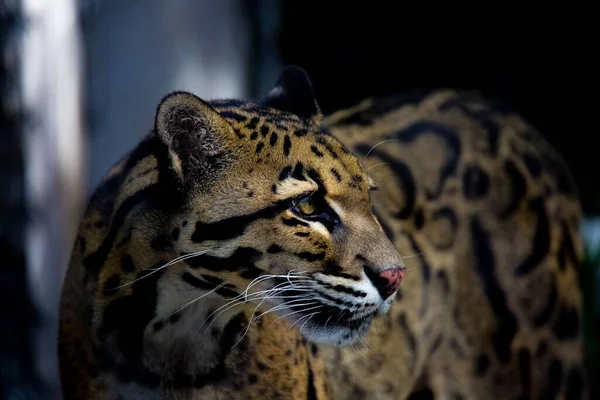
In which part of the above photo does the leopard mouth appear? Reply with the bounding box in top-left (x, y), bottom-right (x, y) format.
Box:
top-left (276, 299), bottom-right (377, 346)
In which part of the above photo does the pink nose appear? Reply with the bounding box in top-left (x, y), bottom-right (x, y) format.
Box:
top-left (365, 267), bottom-right (406, 300)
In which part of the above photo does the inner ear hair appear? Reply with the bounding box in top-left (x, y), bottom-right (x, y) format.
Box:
top-left (154, 91), bottom-right (237, 187)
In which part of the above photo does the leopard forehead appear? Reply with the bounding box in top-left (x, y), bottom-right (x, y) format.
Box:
top-left (208, 101), bottom-right (374, 201)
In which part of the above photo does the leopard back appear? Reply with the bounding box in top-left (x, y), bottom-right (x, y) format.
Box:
top-left (323, 90), bottom-right (587, 399)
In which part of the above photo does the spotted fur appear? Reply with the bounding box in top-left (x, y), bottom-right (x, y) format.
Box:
top-left (58, 67), bottom-right (587, 399)
top-left (322, 90), bottom-right (588, 399)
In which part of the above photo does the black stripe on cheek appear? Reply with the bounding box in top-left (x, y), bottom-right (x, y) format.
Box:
top-left (183, 247), bottom-right (263, 280)
top-left (321, 282), bottom-right (367, 298)
top-left (294, 251), bottom-right (326, 262)
top-left (182, 272), bottom-right (240, 297)
top-left (192, 202), bottom-right (287, 243)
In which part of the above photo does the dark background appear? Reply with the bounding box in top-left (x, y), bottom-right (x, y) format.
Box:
top-left (1, 2), bottom-right (597, 399)
top-left (275, 4), bottom-right (596, 214)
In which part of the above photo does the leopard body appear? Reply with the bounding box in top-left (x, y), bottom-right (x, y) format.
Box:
top-left (58, 67), bottom-right (587, 399)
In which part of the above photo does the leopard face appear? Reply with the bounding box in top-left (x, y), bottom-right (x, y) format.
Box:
top-left (146, 67), bottom-right (406, 346)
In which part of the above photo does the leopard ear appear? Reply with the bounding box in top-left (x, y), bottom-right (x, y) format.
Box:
top-left (154, 91), bottom-right (238, 186)
top-left (261, 66), bottom-right (321, 120)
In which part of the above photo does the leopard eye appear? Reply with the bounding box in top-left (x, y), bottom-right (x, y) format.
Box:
top-left (293, 196), bottom-right (317, 216)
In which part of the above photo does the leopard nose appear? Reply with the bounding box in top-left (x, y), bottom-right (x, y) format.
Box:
top-left (365, 267), bottom-right (406, 300)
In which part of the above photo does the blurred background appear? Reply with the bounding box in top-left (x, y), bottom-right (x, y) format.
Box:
top-left (1, 1), bottom-right (597, 399)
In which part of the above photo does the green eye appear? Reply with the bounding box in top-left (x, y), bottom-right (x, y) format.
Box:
top-left (294, 197), bottom-right (317, 216)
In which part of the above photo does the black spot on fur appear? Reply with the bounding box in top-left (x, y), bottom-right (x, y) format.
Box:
top-left (267, 244), bottom-right (283, 253)
top-left (295, 231), bottom-right (310, 237)
top-left (169, 312), bottom-right (181, 324)
top-left (171, 228), bottom-right (180, 241)
top-left (153, 321), bottom-right (164, 332)
top-left (310, 145), bottom-right (324, 157)
top-left (414, 208), bottom-right (425, 230)
top-left (103, 275), bottom-right (121, 295)
top-left (535, 341), bottom-right (548, 359)
top-left (499, 159), bottom-right (527, 219)
top-left (120, 254), bottom-right (135, 273)
top-left (294, 128), bottom-right (308, 137)
top-left (255, 142), bottom-right (264, 154)
top-left (565, 366), bottom-right (584, 400)
top-left (436, 270), bottom-right (450, 295)
top-left (269, 132), bottom-right (278, 146)
top-left (250, 131), bottom-right (258, 140)
top-left (292, 162), bottom-right (305, 181)
top-left (463, 164), bottom-right (489, 199)
top-left (407, 387), bottom-right (434, 400)
top-left (522, 152), bottom-right (542, 178)
top-left (475, 354), bottom-right (490, 376)
top-left (330, 168), bottom-right (342, 182)
top-left (271, 184), bottom-right (278, 193)
top-left (278, 166), bottom-right (293, 181)
top-left (552, 302), bottom-right (580, 340)
top-left (150, 234), bottom-right (172, 251)
top-left (247, 117), bottom-right (260, 130)
top-left (471, 217), bottom-right (517, 363)
top-left (219, 111), bottom-right (247, 122)
top-left (257, 361), bottom-right (269, 371)
top-left (283, 135), bottom-right (292, 156)
top-left (260, 125), bottom-right (269, 137)
top-left (248, 374), bottom-right (258, 384)
top-left (532, 280), bottom-right (557, 328)
top-left (311, 343), bottom-right (319, 356)
top-left (182, 272), bottom-right (215, 291)
top-left (307, 358), bottom-right (318, 400)
top-left (517, 348), bottom-right (531, 400)
top-left (547, 358), bottom-right (563, 396)
top-left (515, 197), bottom-right (550, 276)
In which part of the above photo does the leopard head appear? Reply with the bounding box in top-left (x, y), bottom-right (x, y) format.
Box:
top-left (153, 66), bottom-right (405, 345)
